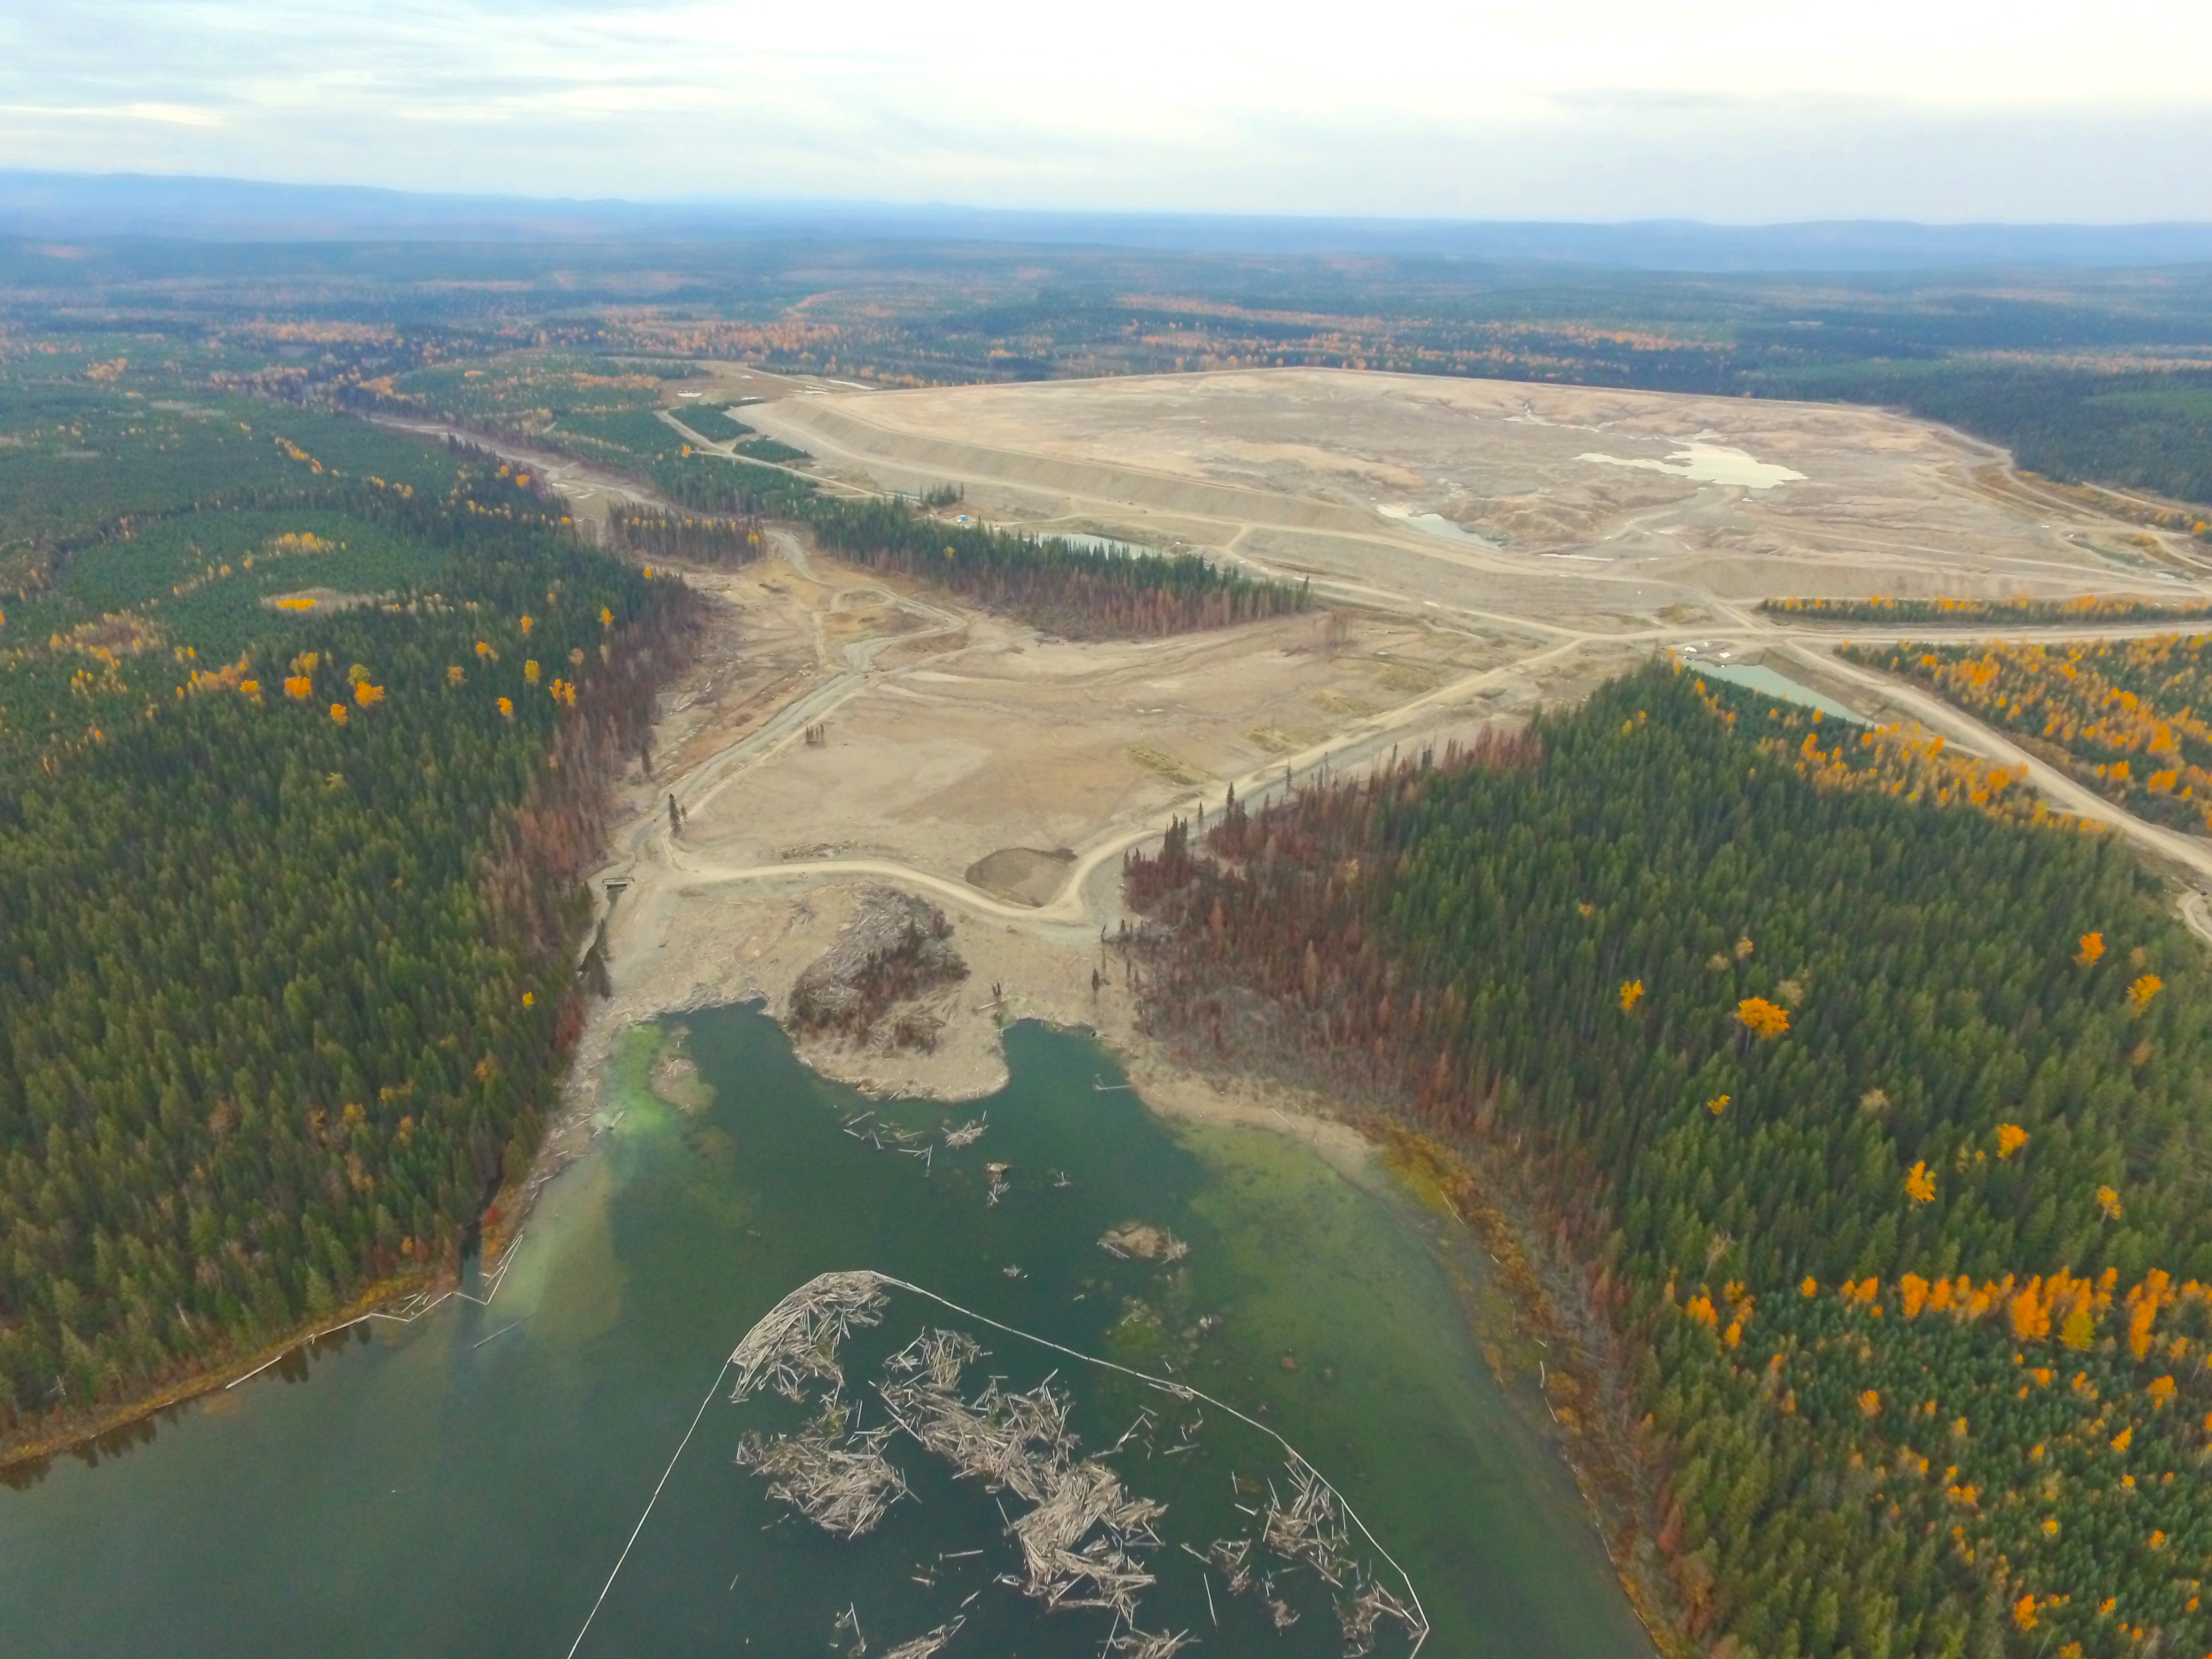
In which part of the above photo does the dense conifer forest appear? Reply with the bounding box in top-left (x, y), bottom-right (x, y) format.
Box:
top-left (0, 350), bottom-right (697, 1446)
top-left (1764, 597), bottom-right (2212, 627)
top-left (605, 504), bottom-right (766, 565)
top-left (803, 498), bottom-right (1309, 637)
top-left (1126, 663), bottom-right (2212, 1658)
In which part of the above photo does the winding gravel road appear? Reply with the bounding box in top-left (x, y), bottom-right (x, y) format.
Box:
top-left (400, 408), bottom-right (2212, 946)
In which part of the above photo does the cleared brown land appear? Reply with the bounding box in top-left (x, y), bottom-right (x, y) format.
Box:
top-left (745, 368), bottom-right (2209, 621)
top-left (502, 365), bottom-right (2212, 1116)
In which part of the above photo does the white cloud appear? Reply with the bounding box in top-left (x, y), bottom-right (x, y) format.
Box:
top-left (0, 102), bottom-right (226, 128)
top-left (2, 0), bottom-right (2209, 217)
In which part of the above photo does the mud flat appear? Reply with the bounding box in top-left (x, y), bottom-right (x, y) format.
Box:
top-left (964, 846), bottom-right (1076, 906)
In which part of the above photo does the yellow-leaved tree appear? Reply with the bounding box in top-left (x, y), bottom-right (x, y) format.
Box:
top-left (1737, 997), bottom-right (1791, 1039)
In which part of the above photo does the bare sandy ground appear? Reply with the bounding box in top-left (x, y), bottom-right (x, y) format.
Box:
top-left (744, 368), bottom-right (2212, 617)
top-left (556, 545), bottom-right (1554, 1129)
top-left (500, 366), bottom-right (2212, 1213)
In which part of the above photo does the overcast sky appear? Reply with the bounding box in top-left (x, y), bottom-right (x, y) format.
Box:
top-left (4, 0), bottom-right (2210, 221)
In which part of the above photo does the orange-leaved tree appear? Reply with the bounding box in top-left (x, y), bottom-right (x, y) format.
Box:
top-left (1737, 997), bottom-right (1790, 1039)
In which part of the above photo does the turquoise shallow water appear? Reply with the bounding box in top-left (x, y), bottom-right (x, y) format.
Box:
top-left (1695, 661), bottom-right (1867, 723)
top-left (0, 1007), bottom-right (1650, 1658)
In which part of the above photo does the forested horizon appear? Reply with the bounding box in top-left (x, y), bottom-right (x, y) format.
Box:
top-left (12, 234), bottom-right (2212, 512)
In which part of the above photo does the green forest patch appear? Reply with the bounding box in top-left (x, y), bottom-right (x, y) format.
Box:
top-left (1130, 664), bottom-right (2212, 1658)
top-left (666, 399), bottom-right (753, 435)
top-left (0, 507), bottom-right (452, 749)
top-left (544, 407), bottom-right (686, 458)
top-left (733, 434), bottom-right (810, 464)
top-left (2085, 387), bottom-right (2212, 418)
top-left (0, 383), bottom-right (466, 597)
top-left (0, 351), bottom-right (521, 755)
top-left (0, 439), bottom-right (670, 1442)
top-left (49, 509), bottom-right (432, 644)
top-left (390, 350), bottom-right (696, 432)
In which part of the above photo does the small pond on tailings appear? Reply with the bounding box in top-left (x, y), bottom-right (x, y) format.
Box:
top-left (0, 1008), bottom-right (1650, 1659)
top-left (1694, 660), bottom-right (1867, 724)
top-left (1377, 504), bottom-right (1502, 549)
top-left (1578, 441), bottom-right (1806, 490)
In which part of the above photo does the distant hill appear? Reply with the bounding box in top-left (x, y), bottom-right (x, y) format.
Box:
top-left (6, 169), bottom-right (2212, 270)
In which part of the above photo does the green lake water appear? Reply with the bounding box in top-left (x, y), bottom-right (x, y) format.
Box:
top-left (1694, 661), bottom-right (1867, 724)
top-left (0, 1007), bottom-right (1650, 1658)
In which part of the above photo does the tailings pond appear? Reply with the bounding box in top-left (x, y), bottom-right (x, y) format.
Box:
top-left (0, 1007), bottom-right (1651, 1658)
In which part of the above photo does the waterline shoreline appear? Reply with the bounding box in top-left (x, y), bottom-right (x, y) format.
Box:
top-left (0, 986), bottom-right (1360, 1478)
top-left (1, 1269), bottom-right (438, 1475)
top-left (1, 1004), bottom-right (1652, 1658)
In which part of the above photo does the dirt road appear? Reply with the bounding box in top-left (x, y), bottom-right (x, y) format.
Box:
top-left (401, 373), bottom-right (2212, 1144)
top-left (1787, 641), bottom-right (2212, 889)
top-left (419, 401), bottom-right (2212, 936)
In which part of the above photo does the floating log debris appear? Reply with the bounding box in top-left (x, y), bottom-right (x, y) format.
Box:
top-left (1098, 1223), bottom-right (1188, 1262)
top-left (727, 1270), bottom-right (889, 1404)
top-left (1110, 1407), bottom-right (1156, 1453)
top-left (1109, 1629), bottom-right (1196, 1658)
top-left (876, 1329), bottom-right (1167, 1626)
top-left (1206, 1535), bottom-right (1255, 1596)
top-left (736, 1399), bottom-right (911, 1539)
top-left (833, 1602), bottom-right (865, 1657)
top-left (716, 1272), bottom-right (1432, 1655)
top-left (1262, 1459), bottom-right (1354, 1586)
top-left (941, 1114), bottom-right (988, 1149)
top-left (880, 1615), bottom-right (965, 1659)
top-left (1337, 1579), bottom-right (1424, 1657)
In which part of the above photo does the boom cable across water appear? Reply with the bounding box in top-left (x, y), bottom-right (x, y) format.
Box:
top-left (565, 1268), bottom-right (1429, 1657)
top-left (564, 1358), bottom-right (734, 1659)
